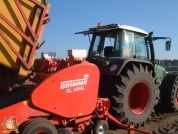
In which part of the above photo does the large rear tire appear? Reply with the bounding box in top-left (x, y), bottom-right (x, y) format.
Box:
top-left (98, 63), bottom-right (156, 127)
top-left (159, 73), bottom-right (178, 112)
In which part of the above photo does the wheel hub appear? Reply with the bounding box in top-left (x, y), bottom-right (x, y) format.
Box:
top-left (98, 125), bottom-right (106, 134)
top-left (129, 82), bottom-right (149, 114)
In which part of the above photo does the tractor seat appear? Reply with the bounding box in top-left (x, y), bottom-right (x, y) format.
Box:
top-left (104, 46), bottom-right (114, 57)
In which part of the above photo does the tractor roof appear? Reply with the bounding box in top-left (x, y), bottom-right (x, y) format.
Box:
top-left (75, 23), bottom-right (148, 35)
top-left (118, 25), bottom-right (148, 35)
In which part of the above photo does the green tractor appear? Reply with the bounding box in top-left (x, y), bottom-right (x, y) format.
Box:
top-left (76, 23), bottom-right (178, 126)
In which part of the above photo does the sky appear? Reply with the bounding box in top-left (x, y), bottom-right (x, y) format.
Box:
top-left (38, 0), bottom-right (178, 60)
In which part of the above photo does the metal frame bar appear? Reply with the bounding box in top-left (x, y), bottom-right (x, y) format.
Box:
top-left (14, 0), bottom-right (36, 40)
top-left (0, 0), bottom-right (48, 70)
top-left (0, 29), bottom-right (29, 68)
top-left (29, 1), bottom-right (48, 67)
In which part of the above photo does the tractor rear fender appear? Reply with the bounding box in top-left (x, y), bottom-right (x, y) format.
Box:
top-left (103, 58), bottom-right (155, 77)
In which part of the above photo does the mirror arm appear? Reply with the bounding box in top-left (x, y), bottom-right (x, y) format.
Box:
top-left (153, 37), bottom-right (171, 41)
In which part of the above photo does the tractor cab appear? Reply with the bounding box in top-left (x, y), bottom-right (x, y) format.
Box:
top-left (76, 23), bottom-right (171, 83)
top-left (89, 24), bottom-right (149, 60)
top-left (76, 23), bottom-right (171, 63)
top-left (76, 24), bottom-right (149, 62)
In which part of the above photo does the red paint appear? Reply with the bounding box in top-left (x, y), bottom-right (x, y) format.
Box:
top-left (4, 116), bottom-right (16, 120)
top-left (31, 61), bottom-right (100, 118)
top-left (0, 102), bottom-right (50, 133)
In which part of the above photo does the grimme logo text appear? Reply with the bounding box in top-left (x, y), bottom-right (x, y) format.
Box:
top-left (60, 74), bottom-right (89, 93)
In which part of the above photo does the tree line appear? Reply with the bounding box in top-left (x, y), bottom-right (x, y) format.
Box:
top-left (157, 59), bottom-right (178, 71)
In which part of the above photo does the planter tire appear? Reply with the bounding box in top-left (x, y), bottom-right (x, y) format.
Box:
top-left (57, 128), bottom-right (73, 134)
top-left (94, 120), bottom-right (108, 134)
top-left (20, 118), bottom-right (58, 134)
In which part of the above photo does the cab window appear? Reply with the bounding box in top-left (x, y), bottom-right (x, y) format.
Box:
top-left (134, 33), bottom-right (148, 60)
top-left (121, 30), bottom-right (133, 57)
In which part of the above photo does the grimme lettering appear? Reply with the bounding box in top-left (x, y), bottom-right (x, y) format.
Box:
top-left (66, 88), bottom-right (72, 93)
top-left (73, 86), bottom-right (84, 92)
top-left (60, 79), bottom-right (87, 89)
top-left (60, 75), bottom-right (89, 93)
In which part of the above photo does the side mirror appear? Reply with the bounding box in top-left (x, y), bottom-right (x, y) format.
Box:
top-left (165, 40), bottom-right (171, 51)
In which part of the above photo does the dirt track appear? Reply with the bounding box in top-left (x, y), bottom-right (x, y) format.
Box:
top-left (107, 112), bottom-right (178, 134)
top-left (72, 112), bottom-right (178, 134)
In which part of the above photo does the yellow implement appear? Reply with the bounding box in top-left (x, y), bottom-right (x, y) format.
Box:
top-left (0, 0), bottom-right (50, 83)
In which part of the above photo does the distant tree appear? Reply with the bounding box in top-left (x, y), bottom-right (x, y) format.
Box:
top-left (172, 59), bottom-right (177, 67)
top-left (160, 59), bottom-right (165, 67)
top-left (174, 62), bottom-right (178, 67)
top-left (166, 62), bottom-right (172, 68)
top-left (156, 59), bottom-right (178, 71)
top-left (164, 59), bottom-right (168, 66)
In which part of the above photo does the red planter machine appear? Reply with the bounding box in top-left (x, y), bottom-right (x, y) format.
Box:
top-left (0, 62), bottom-right (150, 134)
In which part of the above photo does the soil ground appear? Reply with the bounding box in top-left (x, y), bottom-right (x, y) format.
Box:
top-left (73, 112), bottom-right (178, 134)
top-left (107, 112), bottom-right (178, 134)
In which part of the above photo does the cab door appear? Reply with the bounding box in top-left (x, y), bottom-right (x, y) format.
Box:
top-left (134, 33), bottom-right (149, 60)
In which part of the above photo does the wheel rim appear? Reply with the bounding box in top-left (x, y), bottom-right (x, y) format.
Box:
top-left (129, 82), bottom-right (149, 114)
top-left (98, 124), bottom-right (107, 134)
